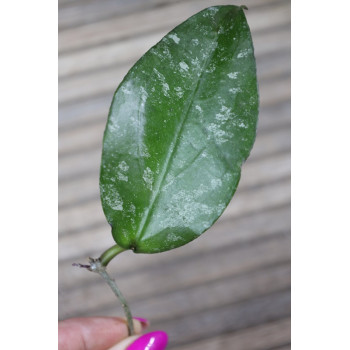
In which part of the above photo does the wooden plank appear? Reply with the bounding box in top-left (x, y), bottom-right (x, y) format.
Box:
top-left (58, 48), bottom-right (289, 131)
top-left (260, 76), bottom-right (290, 108)
top-left (58, 82), bottom-right (289, 165)
top-left (59, 185), bottom-right (290, 300)
top-left (59, 55), bottom-right (289, 108)
top-left (58, 18), bottom-right (290, 82)
top-left (58, 148), bottom-right (290, 241)
top-left (59, 194), bottom-right (289, 263)
top-left (58, 84), bottom-right (289, 133)
top-left (59, 121), bottom-right (104, 156)
top-left (59, 0), bottom-right (289, 54)
top-left (59, 142), bottom-right (290, 209)
top-left (59, 217), bottom-right (290, 317)
top-left (259, 100), bottom-right (290, 132)
top-left (59, 172), bottom-right (99, 208)
top-left (170, 318), bottom-right (290, 350)
top-left (58, 122), bottom-right (290, 183)
top-left (223, 178), bottom-right (290, 222)
top-left (58, 49), bottom-right (290, 156)
top-left (76, 263), bottom-right (290, 320)
top-left (257, 49), bottom-right (290, 82)
top-left (58, 94), bottom-right (110, 131)
top-left (58, 0), bottom-right (284, 31)
top-left (59, 28), bottom-right (290, 107)
top-left (58, 176), bottom-right (290, 238)
top-left (59, 204), bottom-right (290, 288)
top-left (58, 49), bottom-right (290, 130)
top-left (143, 289), bottom-right (290, 347)
top-left (59, 149), bottom-right (289, 209)
top-left (58, 0), bottom-right (187, 29)
top-left (58, 155), bottom-right (290, 235)
top-left (59, 232), bottom-right (290, 318)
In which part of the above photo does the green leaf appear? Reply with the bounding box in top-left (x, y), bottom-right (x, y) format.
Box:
top-left (100, 5), bottom-right (259, 254)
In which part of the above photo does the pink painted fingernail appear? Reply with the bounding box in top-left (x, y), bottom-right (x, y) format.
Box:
top-left (133, 317), bottom-right (150, 329)
top-left (127, 331), bottom-right (168, 350)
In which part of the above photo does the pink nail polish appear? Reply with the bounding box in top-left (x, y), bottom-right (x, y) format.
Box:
top-left (133, 317), bottom-right (150, 328)
top-left (127, 331), bottom-right (168, 350)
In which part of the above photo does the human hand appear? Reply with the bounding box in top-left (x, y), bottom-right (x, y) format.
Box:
top-left (58, 316), bottom-right (168, 350)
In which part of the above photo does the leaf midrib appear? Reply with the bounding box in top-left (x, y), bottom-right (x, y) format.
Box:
top-left (135, 21), bottom-right (223, 243)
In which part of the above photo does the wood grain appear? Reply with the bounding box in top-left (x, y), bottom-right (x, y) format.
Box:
top-left (59, 204), bottom-right (290, 289)
top-left (59, 0), bottom-right (290, 56)
top-left (60, 233), bottom-right (290, 318)
top-left (171, 318), bottom-right (291, 350)
top-left (58, 0), bottom-right (283, 31)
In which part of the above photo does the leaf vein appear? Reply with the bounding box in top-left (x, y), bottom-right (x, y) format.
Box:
top-left (135, 28), bottom-right (221, 241)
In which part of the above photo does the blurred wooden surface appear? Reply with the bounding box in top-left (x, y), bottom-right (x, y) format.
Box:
top-left (58, 0), bottom-right (290, 349)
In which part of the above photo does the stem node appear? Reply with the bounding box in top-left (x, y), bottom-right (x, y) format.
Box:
top-left (73, 253), bottom-right (134, 336)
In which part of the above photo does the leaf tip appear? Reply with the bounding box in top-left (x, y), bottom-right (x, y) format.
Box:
top-left (240, 5), bottom-right (248, 10)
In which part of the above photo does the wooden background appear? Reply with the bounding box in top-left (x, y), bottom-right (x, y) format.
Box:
top-left (58, 0), bottom-right (290, 348)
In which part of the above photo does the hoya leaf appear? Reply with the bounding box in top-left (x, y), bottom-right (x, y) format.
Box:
top-left (100, 5), bottom-right (259, 253)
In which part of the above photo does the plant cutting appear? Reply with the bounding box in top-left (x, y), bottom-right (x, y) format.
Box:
top-left (74, 4), bottom-right (259, 337)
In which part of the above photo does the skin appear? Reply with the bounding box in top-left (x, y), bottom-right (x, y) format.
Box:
top-left (58, 317), bottom-right (144, 350)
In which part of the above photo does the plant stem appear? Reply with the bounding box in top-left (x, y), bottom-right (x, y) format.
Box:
top-left (74, 257), bottom-right (135, 336)
top-left (93, 262), bottom-right (135, 336)
top-left (99, 244), bottom-right (126, 267)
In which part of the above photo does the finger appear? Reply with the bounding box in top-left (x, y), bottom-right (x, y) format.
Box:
top-left (107, 335), bottom-right (140, 350)
top-left (120, 317), bottom-right (149, 335)
top-left (58, 317), bottom-right (146, 350)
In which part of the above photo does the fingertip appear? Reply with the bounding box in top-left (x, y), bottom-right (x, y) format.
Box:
top-left (126, 317), bottom-right (149, 335)
top-left (107, 335), bottom-right (140, 350)
top-left (133, 317), bottom-right (150, 330)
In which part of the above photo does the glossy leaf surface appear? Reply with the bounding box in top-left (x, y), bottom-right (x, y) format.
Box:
top-left (100, 5), bottom-right (259, 253)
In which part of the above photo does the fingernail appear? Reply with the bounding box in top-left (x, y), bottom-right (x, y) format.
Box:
top-left (127, 331), bottom-right (168, 350)
top-left (133, 317), bottom-right (150, 329)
